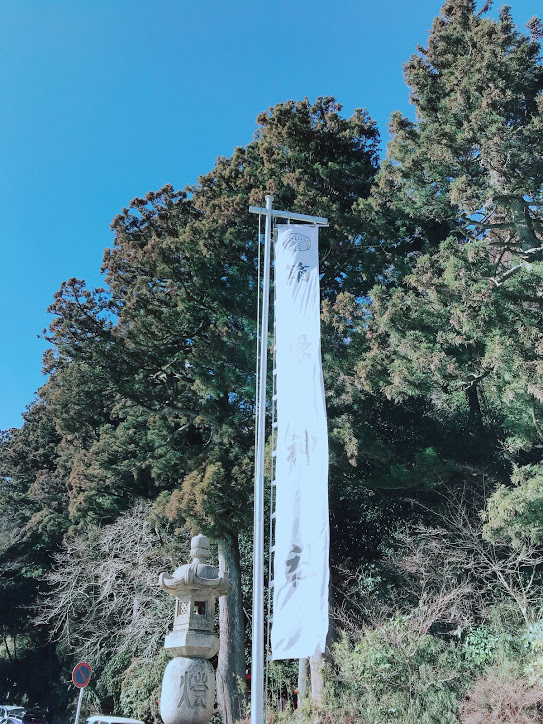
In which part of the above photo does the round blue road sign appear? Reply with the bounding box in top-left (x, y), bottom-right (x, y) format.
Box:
top-left (72, 662), bottom-right (92, 688)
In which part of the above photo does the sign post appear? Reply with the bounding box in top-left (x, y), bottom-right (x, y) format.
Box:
top-left (72, 662), bottom-right (92, 724)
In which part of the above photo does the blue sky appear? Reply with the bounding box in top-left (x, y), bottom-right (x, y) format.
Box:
top-left (0, 0), bottom-right (540, 430)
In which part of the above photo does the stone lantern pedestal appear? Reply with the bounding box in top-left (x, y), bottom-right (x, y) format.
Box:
top-left (159, 534), bottom-right (232, 724)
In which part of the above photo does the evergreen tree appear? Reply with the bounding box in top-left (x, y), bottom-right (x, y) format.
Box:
top-left (357, 1), bottom-right (543, 476)
top-left (8, 97), bottom-right (380, 722)
top-left (0, 406), bottom-right (68, 713)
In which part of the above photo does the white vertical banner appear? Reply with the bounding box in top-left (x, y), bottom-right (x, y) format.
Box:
top-left (271, 224), bottom-right (329, 660)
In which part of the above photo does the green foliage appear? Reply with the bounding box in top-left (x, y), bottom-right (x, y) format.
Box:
top-left (1, 1), bottom-right (543, 720)
top-left (485, 464), bottom-right (543, 545)
top-left (327, 622), bottom-right (464, 723)
top-left (35, 97), bottom-right (380, 541)
top-left (119, 651), bottom-right (171, 723)
top-left (1, 96), bottom-right (382, 720)
top-left (522, 618), bottom-right (543, 682)
top-left (462, 606), bottom-right (529, 674)
top-left (0, 640), bottom-right (64, 717)
top-left (358, 0), bottom-right (543, 470)
top-left (266, 660), bottom-right (298, 709)
top-left (463, 626), bottom-right (499, 668)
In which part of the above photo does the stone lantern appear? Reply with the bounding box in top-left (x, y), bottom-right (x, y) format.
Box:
top-left (159, 534), bottom-right (232, 724)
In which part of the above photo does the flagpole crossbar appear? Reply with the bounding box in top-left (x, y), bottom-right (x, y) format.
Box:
top-left (249, 206), bottom-right (328, 226)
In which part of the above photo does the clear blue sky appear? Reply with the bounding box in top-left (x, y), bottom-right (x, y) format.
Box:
top-left (0, 0), bottom-right (540, 430)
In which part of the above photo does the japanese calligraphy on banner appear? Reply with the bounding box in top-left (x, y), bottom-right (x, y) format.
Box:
top-left (271, 224), bottom-right (329, 660)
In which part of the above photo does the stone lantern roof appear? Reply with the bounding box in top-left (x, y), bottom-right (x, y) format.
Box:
top-left (159, 534), bottom-right (232, 597)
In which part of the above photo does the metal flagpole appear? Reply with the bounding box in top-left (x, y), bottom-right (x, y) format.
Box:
top-left (249, 199), bottom-right (328, 724)
top-left (250, 194), bottom-right (273, 724)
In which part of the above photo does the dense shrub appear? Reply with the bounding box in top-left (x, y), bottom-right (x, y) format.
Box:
top-left (323, 619), bottom-right (464, 723)
top-left (119, 651), bottom-right (171, 723)
top-left (460, 663), bottom-right (543, 724)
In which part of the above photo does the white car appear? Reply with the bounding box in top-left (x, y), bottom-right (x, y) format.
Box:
top-left (0, 708), bottom-right (25, 721)
top-left (85, 717), bottom-right (144, 724)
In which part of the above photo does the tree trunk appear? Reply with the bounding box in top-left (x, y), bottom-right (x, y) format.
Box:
top-left (310, 572), bottom-right (335, 720)
top-left (3, 635), bottom-right (13, 663)
top-left (310, 654), bottom-right (325, 722)
top-left (466, 384), bottom-right (482, 429)
top-left (297, 657), bottom-right (309, 710)
top-left (217, 532), bottom-right (246, 724)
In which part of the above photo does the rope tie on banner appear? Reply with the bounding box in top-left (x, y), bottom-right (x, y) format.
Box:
top-left (265, 218), bottom-right (278, 700)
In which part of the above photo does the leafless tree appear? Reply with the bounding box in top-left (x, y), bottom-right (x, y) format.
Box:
top-left (407, 486), bottom-right (543, 629)
top-left (335, 483), bottom-right (543, 646)
top-left (35, 502), bottom-right (188, 668)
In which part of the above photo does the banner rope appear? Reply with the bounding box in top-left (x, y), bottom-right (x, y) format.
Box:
top-left (265, 220), bottom-right (278, 701)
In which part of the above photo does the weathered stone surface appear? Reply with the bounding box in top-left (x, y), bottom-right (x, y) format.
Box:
top-left (164, 629), bottom-right (219, 659)
top-left (159, 534), bottom-right (233, 724)
top-left (160, 657), bottom-right (215, 724)
top-left (159, 534), bottom-right (232, 658)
